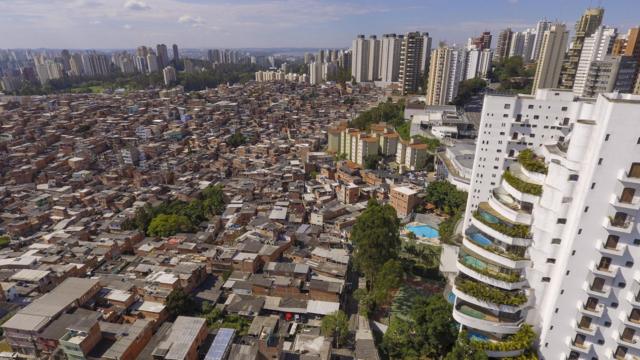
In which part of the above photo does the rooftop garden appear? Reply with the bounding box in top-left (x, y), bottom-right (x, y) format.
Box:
top-left (517, 149), bottom-right (547, 174)
top-left (503, 170), bottom-right (543, 196)
top-left (459, 253), bottom-right (523, 283)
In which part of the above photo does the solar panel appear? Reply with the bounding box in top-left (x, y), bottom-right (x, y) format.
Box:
top-left (204, 328), bottom-right (236, 360)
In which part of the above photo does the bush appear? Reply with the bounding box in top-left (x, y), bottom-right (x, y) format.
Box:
top-left (517, 149), bottom-right (547, 174)
top-left (503, 171), bottom-right (542, 196)
top-left (147, 214), bottom-right (193, 237)
top-left (473, 211), bottom-right (531, 239)
top-left (471, 325), bottom-right (535, 352)
top-left (0, 236), bottom-right (10, 248)
top-left (455, 279), bottom-right (527, 306)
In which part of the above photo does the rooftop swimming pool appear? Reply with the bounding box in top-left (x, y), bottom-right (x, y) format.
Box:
top-left (406, 224), bottom-right (439, 238)
top-left (469, 232), bottom-right (492, 247)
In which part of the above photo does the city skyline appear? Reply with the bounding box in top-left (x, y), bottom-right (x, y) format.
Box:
top-left (1, 0), bottom-right (640, 49)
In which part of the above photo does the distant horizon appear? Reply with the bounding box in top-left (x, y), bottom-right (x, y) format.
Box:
top-left (1, 0), bottom-right (638, 49)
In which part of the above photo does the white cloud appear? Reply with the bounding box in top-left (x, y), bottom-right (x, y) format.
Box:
top-left (124, 0), bottom-right (150, 11)
top-left (123, 24), bottom-right (132, 29)
top-left (508, 0), bottom-right (519, 3)
top-left (178, 15), bottom-right (204, 27)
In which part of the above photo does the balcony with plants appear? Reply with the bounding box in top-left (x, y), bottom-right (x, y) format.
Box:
top-left (517, 149), bottom-right (548, 174)
top-left (470, 324), bottom-right (535, 357)
top-left (490, 187), bottom-right (534, 225)
top-left (473, 205), bottom-right (532, 240)
top-left (502, 168), bottom-right (543, 197)
top-left (454, 277), bottom-right (528, 309)
top-left (453, 299), bottom-right (524, 334)
top-left (458, 250), bottom-right (525, 284)
top-left (465, 229), bottom-right (528, 263)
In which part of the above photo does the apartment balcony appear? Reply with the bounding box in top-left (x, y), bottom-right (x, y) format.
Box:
top-left (489, 187), bottom-right (533, 225)
top-left (592, 263), bottom-right (620, 279)
top-left (619, 170), bottom-right (640, 185)
top-left (603, 216), bottom-right (635, 234)
top-left (456, 258), bottom-right (527, 291)
top-left (597, 241), bottom-right (627, 257)
top-left (452, 302), bottom-right (524, 334)
top-left (579, 302), bottom-right (605, 318)
top-left (569, 339), bottom-right (593, 354)
top-left (574, 320), bottom-right (597, 336)
top-left (469, 331), bottom-right (528, 358)
top-left (619, 333), bottom-right (640, 350)
top-left (623, 316), bottom-right (640, 330)
top-left (611, 194), bottom-right (640, 211)
top-left (470, 215), bottom-right (531, 247)
top-left (586, 282), bottom-right (612, 299)
top-left (452, 278), bottom-right (530, 313)
top-left (502, 163), bottom-right (544, 202)
top-left (628, 292), bottom-right (640, 308)
top-left (462, 236), bottom-right (529, 270)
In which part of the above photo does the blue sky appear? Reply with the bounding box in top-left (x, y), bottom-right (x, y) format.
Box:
top-left (0, 0), bottom-right (638, 49)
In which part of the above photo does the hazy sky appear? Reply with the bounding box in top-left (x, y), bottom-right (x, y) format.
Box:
top-left (0, 0), bottom-right (638, 49)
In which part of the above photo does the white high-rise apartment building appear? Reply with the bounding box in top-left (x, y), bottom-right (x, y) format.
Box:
top-left (420, 32), bottom-right (433, 77)
top-left (532, 20), bottom-right (552, 61)
top-left (455, 89), bottom-right (640, 360)
top-left (309, 61), bottom-right (322, 85)
top-left (465, 48), bottom-right (493, 80)
top-left (367, 35), bottom-right (381, 82)
top-left (380, 34), bottom-right (403, 83)
top-left (351, 35), bottom-right (370, 83)
top-left (509, 31), bottom-right (525, 58)
top-left (533, 24), bottom-right (569, 94)
top-left (162, 66), bottom-right (176, 86)
top-left (426, 46), bottom-right (466, 105)
top-left (573, 26), bottom-right (618, 96)
top-left (522, 29), bottom-right (537, 62)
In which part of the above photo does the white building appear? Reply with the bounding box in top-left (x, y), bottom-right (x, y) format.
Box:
top-left (162, 66), bottom-right (177, 86)
top-left (380, 34), bottom-right (402, 83)
top-left (532, 20), bottom-right (552, 62)
top-left (572, 26), bottom-right (618, 96)
top-left (454, 89), bottom-right (640, 360)
top-left (351, 35), bottom-right (370, 83)
top-left (309, 61), bottom-right (322, 85)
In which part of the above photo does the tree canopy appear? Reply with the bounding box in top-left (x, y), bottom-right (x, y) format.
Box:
top-left (0, 236), bottom-right (10, 248)
top-left (165, 287), bottom-right (196, 317)
top-left (424, 180), bottom-right (468, 216)
top-left (382, 295), bottom-right (458, 359)
top-left (320, 310), bottom-right (350, 347)
top-left (453, 78), bottom-right (487, 106)
top-left (147, 214), bottom-right (193, 237)
top-left (350, 200), bottom-right (401, 283)
top-left (445, 331), bottom-right (489, 360)
top-left (350, 99), bottom-right (405, 130)
top-left (227, 132), bottom-right (247, 147)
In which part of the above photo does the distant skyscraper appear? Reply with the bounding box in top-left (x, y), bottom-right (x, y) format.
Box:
top-left (351, 35), bottom-right (370, 83)
top-left (582, 55), bottom-right (637, 97)
top-left (172, 44), bottom-right (179, 62)
top-left (522, 29), bottom-right (537, 61)
top-left (622, 27), bottom-right (640, 94)
top-left (532, 20), bottom-right (552, 61)
top-left (309, 61), bottom-right (322, 85)
top-left (494, 28), bottom-right (513, 62)
top-left (426, 45), bottom-right (465, 105)
top-left (419, 32), bottom-right (433, 78)
top-left (533, 23), bottom-right (569, 93)
top-left (69, 53), bottom-right (83, 77)
top-left (163, 66), bottom-right (176, 86)
top-left (367, 35), bottom-right (381, 81)
top-left (509, 31), bottom-right (525, 58)
top-left (380, 34), bottom-right (402, 83)
top-left (147, 53), bottom-right (159, 73)
top-left (559, 7), bottom-right (605, 89)
top-left (572, 26), bottom-right (618, 96)
top-left (471, 31), bottom-right (492, 50)
top-left (399, 32), bottom-right (429, 95)
top-left (465, 48), bottom-right (492, 80)
top-left (156, 44), bottom-right (169, 69)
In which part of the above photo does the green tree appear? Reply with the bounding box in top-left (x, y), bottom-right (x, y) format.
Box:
top-left (202, 184), bottom-right (226, 216)
top-left (320, 310), bottom-right (350, 348)
top-left (147, 214), bottom-right (193, 237)
top-left (410, 295), bottom-right (458, 357)
top-left (424, 181), bottom-right (467, 215)
top-left (165, 287), bottom-right (195, 317)
top-left (372, 259), bottom-right (404, 304)
top-left (364, 154), bottom-right (381, 170)
top-left (445, 331), bottom-right (489, 360)
top-left (453, 78), bottom-right (487, 106)
top-left (350, 200), bottom-right (401, 283)
top-left (382, 316), bottom-right (416, 359)
top-left (227, 132), bottom-right (246, 147)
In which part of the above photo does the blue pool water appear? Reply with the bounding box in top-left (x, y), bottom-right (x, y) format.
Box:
top-left (469, 232), bottom-right (492, 247)
top-left (479, 210), bottom-right (500, 224)
top-left (447, 291), bottom-right (456, 304)
top-left (463, 255), bottom-right (487, 270)
top-left (406, 224), bottom-right (439, 238)
top-left (468, 332), bottom-right (489, 342)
